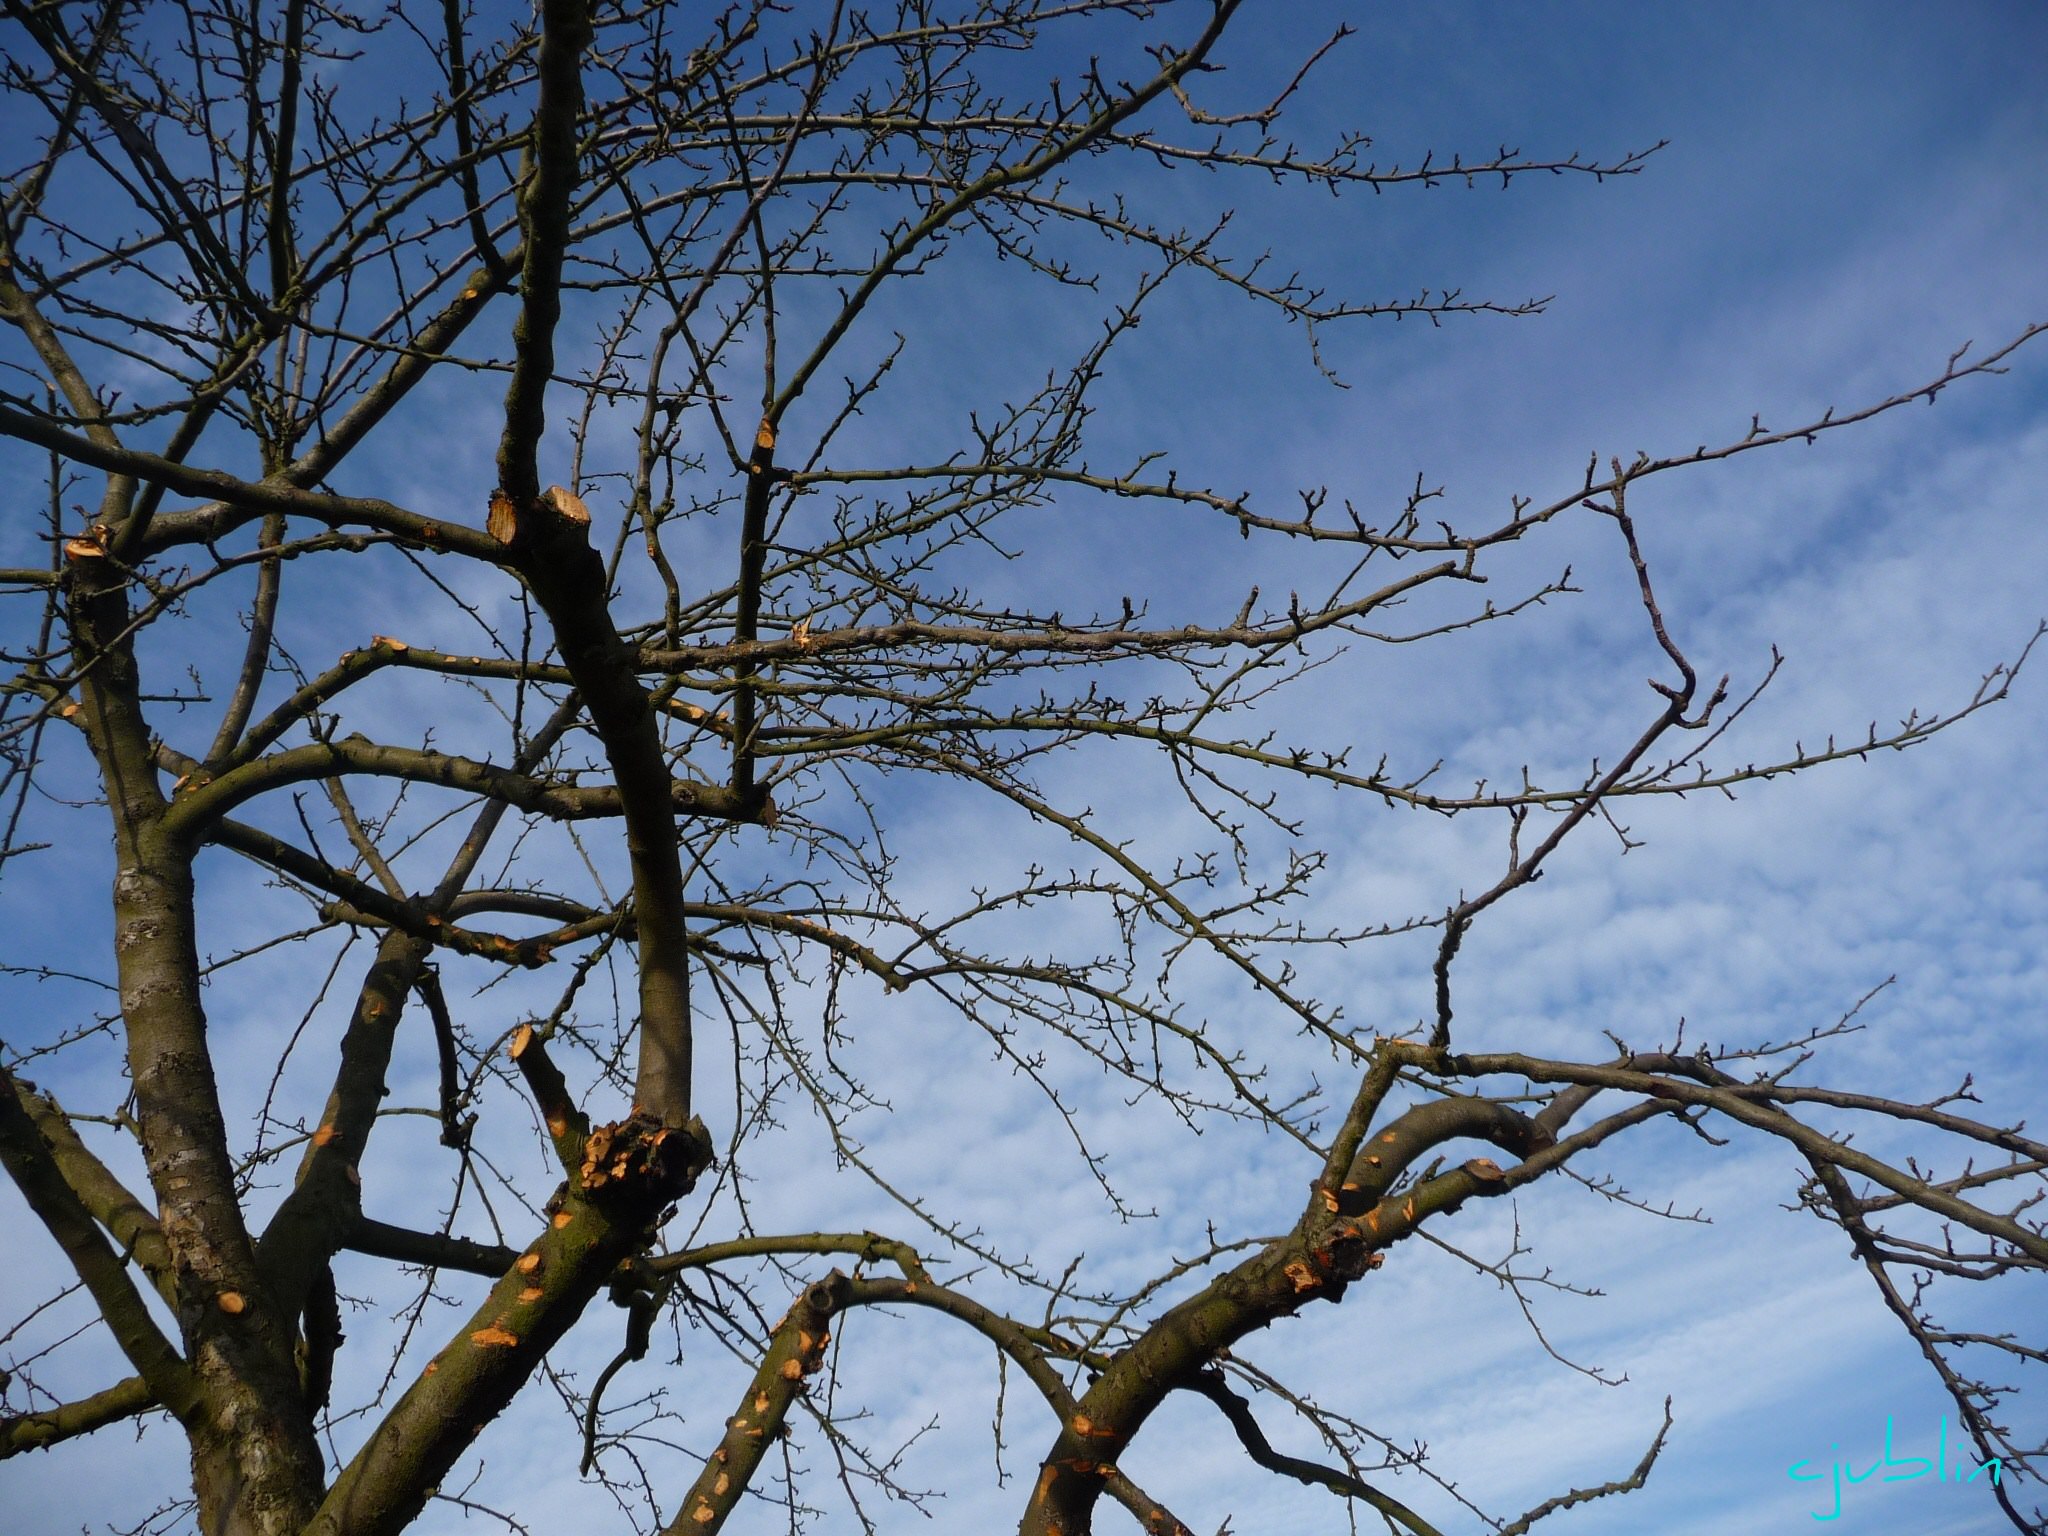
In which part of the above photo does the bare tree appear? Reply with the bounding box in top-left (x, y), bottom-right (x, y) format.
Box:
top-left (0, 3), bottom-right (2041, 1534)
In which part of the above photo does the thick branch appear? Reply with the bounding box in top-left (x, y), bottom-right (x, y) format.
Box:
top-left (165, 733), bottom-right (748, 838)
top-left (1336, 1092), bottom-right (1553, 1212)
top-left (258, 931), bottom-right (428, 1321)
top-left (493, 0), bottom-right (591, 503)
top-left (0, 1374), bottom-right (157, 1458)
top-left (0, 406), bottom-right (502, 559)
top-left (661, 1271), bottom-right (851, 1535)
top-left (309, 1116), bottom-right (707, 1536)
top-left (344, 1215), bottom-right (521, 1278)
top-left (0, 1064), bottom-right (196, 1424)
top-left (509, 1023), bottom-right (590, 1176)
top-left (487, 502), bottom-right (699, 1126)
top-left (9, 1078), bottom-right (177, 1308)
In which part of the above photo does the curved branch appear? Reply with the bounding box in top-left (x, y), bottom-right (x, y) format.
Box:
top-left (1452, 1051), bottom-right (2048, 1265)
top-left (164, 734), bottom-right (749, 838)
top-left (0, 405), bottom-right (503, 559)
top-left (0, 1374), bottom-right (157, 1459)
top-left (1184, 1371), bottom-right (1443, 1536)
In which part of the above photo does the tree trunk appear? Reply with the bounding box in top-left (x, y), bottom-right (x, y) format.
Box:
top-left (71, 551), bottom-right (326, 1535)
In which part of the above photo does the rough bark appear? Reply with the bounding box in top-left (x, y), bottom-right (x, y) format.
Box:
top-left (1018, 1079), bottom-right (1553, 1535)
top-left (67, 541), bottom-right (326, 1534)
top-left (309, 1109), bottom-right (711, 1536)
top-left (661, 1270), bottom-right (850, 1535)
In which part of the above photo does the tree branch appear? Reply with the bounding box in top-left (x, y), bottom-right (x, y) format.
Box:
top-left (660, 1270), bottom-right (851, 1535)
top-left (0, 1063), bottom-right (197, 1424)
top-left (0, 1374), bottom-right (157, 1459)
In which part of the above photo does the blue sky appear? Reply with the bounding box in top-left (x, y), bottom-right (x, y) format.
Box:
top-left (3, 4), bottom-right (2046, 1534)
